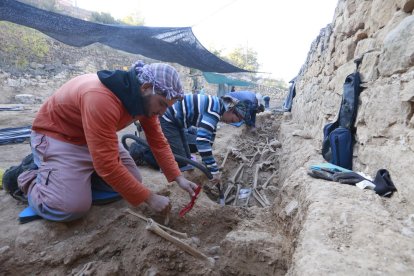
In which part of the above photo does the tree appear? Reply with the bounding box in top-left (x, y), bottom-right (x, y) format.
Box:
top-left (227, 47), bottom-right (260, 72)
top-left (90, 12), bottom-right (118, 24)
top-left (120, 12), bottom-right (145, 26)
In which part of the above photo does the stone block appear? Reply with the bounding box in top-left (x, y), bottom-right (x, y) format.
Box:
top-left (360, 51), bottom-right (380, 82)
top-left (379, 16), bottom-right (414, 76)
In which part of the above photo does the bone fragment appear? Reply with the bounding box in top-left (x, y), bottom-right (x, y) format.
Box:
top-left (126, 209), bottom-right (188, 238)
top-left (225, 195), bottom-right (235, 204)
top-left (252, 163), bottom-right (263, 189)
top-left (262, 172), bottom-right (277, 188)
top-left (74, 261), bottom-right (95, 276)
top-left (146, 219), bottom-right (214, 264)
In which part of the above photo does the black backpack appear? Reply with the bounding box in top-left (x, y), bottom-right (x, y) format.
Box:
top-left (322, 58), bottom-right (363, 169)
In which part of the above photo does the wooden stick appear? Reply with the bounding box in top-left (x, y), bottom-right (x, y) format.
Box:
top-left (126, 209), bottom-right (188, 239)
top-left (146, 219), bottom-right (215, 265)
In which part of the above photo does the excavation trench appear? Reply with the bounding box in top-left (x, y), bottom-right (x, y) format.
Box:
top-left (2, 113), bottom-right (304, 275)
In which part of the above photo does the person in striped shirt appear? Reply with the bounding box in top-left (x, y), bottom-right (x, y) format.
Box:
top-left (131, 94), bottom-right (247, 185)
top-left (226, 91), bottom-right (265, 133)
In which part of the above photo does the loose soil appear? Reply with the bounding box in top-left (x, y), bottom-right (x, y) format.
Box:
top-left (0, 103), bottom-right (294, 275)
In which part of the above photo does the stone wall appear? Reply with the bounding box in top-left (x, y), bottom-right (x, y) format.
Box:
top-left (285, 0), bottom-right (414, 202)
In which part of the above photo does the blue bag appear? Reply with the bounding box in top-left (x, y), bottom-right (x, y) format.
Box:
top-left (323, 127), bottom-right (352, 169)
top-left (322, 58), bottom-right (363, 170)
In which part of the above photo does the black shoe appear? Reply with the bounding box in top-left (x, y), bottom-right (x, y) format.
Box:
top-left (373, 169), bottom-right (397, 197)
top-left (2, 153), bottom-right (37, 202)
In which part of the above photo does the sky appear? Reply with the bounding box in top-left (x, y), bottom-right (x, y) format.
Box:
top-left (75, 0), bottom-right (338, 82)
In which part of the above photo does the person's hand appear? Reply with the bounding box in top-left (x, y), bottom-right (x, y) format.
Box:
top-left (175, 175), bottom-right (198, 198)
top-left (145, 192), bottom-right (171, 212)
top-left (209, 172), bottom-right (221, 186)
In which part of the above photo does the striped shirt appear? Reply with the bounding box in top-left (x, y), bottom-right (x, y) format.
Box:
top-left (162, 94), bottom-right (225, 174)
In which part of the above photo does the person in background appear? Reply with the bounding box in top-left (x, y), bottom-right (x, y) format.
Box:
top-left (7, 61), bottom-right (198, 222)
top-left (130, 94), bottom-right (248, 185)
top-left (226, 90), bottom-right (265, 133)
top-left (231, 86), bottom-right (236, 92)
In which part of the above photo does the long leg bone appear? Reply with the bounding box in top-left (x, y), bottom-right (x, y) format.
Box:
top-left (146, 219), bottom-right (215, 265)
top-left (126, 209), bottom-right (188, 238)
top-left (253, 189), bottom-right (267, 207)
top-left (248, 151), bottom-right (260, 167)
top-left (260, 191), bottom-right (271, 206)
top-left (233, 184), bottom-right (241, 206)
top-left (224, 163), bottom-right (244, 202)
top-left (225, 195), bottom-right (235, 204)
top-left (252, 163), bottom-right (263, 189)
top-left (229, 163), bottom-right (244, 184)
top-left (223, 184), bottom-right (235, 200)
top-left (220, 148), bottom-right (232, 169)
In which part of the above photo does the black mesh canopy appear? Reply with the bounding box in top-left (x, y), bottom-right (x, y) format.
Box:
top-left (0, 0), bottom-right (248, 73)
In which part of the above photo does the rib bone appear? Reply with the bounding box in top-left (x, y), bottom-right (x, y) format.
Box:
top-left (262, 172), bottom-right (277, 188)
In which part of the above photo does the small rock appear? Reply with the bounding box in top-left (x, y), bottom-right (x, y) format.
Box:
top-left (40, 251), bottom-right (46, 257)
top-left (0, 245), bottom-right (10, 254)
top-left (190, 237), bottom-right (200, 247)
top-left (207, 245), bottom-right (220, 255)
top-left (15, 94), bottom-right (36, 104)
top-left (284, 200), bottom-right (299, 216)
top-left (401, 227), bottom-right (414, 237)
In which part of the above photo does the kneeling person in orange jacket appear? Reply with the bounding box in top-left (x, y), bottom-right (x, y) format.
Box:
top-left (17, 61), bottom-right (197, 222)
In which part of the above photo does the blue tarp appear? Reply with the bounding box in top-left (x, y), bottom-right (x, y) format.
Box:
top-left (202, 72), bottom-right (253, 86)
top-left (0, 125), bottom-right (31, 145)
top-left (0, 0), bottom-right (248, 73)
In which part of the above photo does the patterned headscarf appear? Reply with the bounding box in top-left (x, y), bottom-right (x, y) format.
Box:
top-left (221, 95), bottom-right (250, 121)
top-left (131, 61), bottom-right (184, 100)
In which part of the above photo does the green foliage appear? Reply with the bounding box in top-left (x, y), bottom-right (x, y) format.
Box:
top-left (227, 47), bottom-right (260, 72)
top-left (208, 47), bottom-right (225, 59)
top-left (0, 22), bottom-right (50, 68)
top-left (120, 12), bottom-right (145, 26)
top-left (90, 12), bottom-right (118, 24)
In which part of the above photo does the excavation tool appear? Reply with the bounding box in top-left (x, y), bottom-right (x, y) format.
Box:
top-left (179, 185), bottom-right (202, 217)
